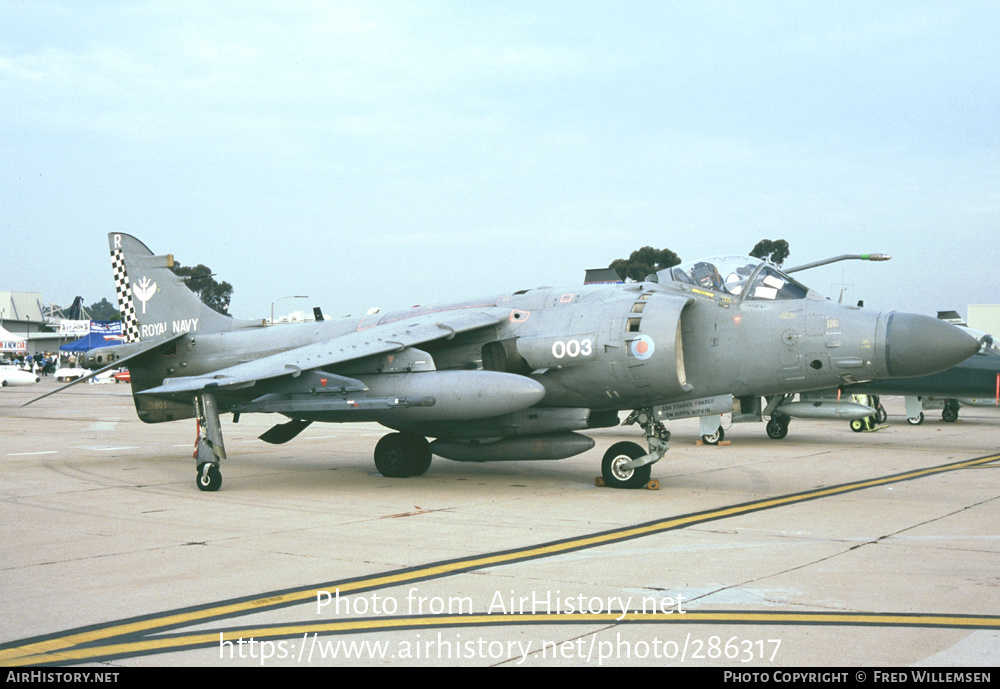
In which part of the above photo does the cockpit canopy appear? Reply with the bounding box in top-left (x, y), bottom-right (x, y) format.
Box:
top-left (658, 256), bottom-right (811, 301)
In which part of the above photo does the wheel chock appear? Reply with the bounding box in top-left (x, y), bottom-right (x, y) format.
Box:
top-left (595, 477), bottom-right (660, 490)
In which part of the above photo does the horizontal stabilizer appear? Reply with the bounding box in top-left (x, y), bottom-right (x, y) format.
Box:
top-left (22, 332), bottom-right (188, 407)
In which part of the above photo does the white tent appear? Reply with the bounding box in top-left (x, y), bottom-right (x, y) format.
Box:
top-left (1, 326), bottom-right (28, 352)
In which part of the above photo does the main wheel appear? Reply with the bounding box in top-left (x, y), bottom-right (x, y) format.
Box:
top-left (601, 441), bottom-right (651, 489)
top-left (196, 463), bottom-right (222, 492)
top-left (403, 434), bottom-right (432, 477)
top-left (765, 418), bottom-right (788, 440)
top-left (942, 405), bottom-right (959, 423)
top-left (701, 426), bottom-right (725, 445)
top-left (374, 433), bottom-right (432, 477)
top-left (374, 433), bottom-right (410, 478)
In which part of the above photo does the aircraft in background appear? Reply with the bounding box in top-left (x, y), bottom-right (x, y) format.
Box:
top-left (28, 234), bottom-right (980, 491)
top-left (1, 366), bottom-right (40, 387)
top-left (694, 389), bottom-right (880, 444)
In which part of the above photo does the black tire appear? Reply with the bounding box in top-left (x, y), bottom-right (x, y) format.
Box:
top-left (374, 433), bottom-right (432, 477)
top-left (907, 412), bottom-right (924, 425)
top-left (196, 463), bottom-right (222, 492)
top-left (601, 441), bottom-right (651, 489)
top-left (765, 418), bottom-right (788, 440)
top-left (942, 406), bottom-right (959, 423)
top-left (701, 426), bottom-right (725, 445)
top-left (374, 433), bottom-right (410, 478)
top-left (850, 419), bottom-right (865, 433)
top-left (403, 434), bottom-right (432, 476)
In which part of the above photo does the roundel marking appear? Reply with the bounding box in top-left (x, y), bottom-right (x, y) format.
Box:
top-left (630, 335), bottom-right (655, 360)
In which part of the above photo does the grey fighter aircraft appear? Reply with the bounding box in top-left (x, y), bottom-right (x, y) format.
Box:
top-left (31, 235), bottom-right (981, 492)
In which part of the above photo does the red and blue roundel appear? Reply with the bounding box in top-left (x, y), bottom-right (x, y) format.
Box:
top-left (629, 335), bottom-right (655, 360)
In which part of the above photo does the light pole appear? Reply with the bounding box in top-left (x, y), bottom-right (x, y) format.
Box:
top-left (270, 295), bottom-right (309, 325)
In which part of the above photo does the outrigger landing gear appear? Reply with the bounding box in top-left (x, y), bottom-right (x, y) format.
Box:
top-left (194, 392), bottom-right (226, 492)
top-left (603, 408), bottom-right (670, 489)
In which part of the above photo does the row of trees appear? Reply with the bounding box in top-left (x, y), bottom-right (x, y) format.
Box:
top-left (169, 263), bottom-right (233, 315)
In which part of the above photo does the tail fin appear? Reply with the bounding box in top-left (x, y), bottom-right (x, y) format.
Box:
top-left (109, 233), bottom-right (242, 342)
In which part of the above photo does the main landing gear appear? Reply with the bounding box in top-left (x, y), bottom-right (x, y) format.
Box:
top-left (603, 408), bottom-right (669, 489)
top-left (374, 432), bottom-right (433, 478)
top-left (194, 393), bottom-right (226, 492)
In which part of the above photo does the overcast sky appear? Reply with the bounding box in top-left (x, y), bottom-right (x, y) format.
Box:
top-left (3, 1), bottom-right (998, 322)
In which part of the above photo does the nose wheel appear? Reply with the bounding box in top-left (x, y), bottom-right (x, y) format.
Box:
top-left (604, 408), bottom-right (670, 489)
top-left (601, 442), bottom-right (652, 489)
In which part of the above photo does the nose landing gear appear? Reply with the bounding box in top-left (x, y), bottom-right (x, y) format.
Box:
top-left (602, 408), bottom-right (669, 489)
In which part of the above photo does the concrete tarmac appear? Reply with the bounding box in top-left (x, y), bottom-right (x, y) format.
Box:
top-left (1, 379), bottom-right (998, 667)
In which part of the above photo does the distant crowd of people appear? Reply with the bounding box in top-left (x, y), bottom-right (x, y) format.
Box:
top-left (0, 352), bottom-right (74, 375)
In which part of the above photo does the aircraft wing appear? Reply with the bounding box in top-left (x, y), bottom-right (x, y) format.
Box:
top-left (138, 309), bottom-right (503, 396)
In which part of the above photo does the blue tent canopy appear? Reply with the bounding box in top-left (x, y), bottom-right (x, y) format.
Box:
top-left (59, 322), bottom-right (124, 352)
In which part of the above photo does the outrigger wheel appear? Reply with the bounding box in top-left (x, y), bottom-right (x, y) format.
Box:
top-left (197, 462), bottom-right (222, 492)
top-left (601, 441), bottom-right (652, 489)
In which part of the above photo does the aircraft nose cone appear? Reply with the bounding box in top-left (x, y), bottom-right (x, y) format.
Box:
top-left (884, 312), bottom-right (981, 378)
